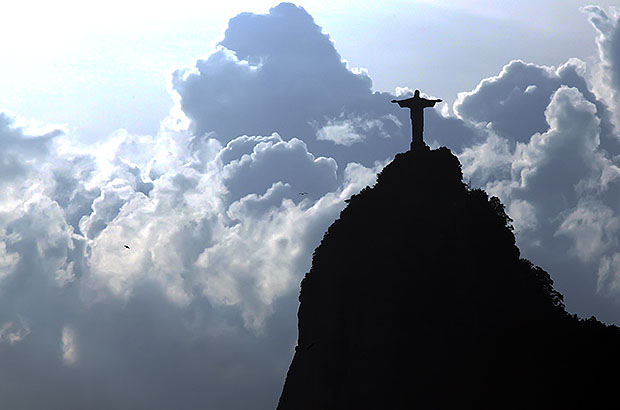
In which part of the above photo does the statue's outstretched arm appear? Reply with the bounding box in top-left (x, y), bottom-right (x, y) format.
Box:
top-left (425, 98), bottom-right (443, 107)
top-left (391, 97), bottom-right (415, 105)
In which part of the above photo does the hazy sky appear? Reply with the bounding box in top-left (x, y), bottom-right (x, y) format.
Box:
top-left (2, 0), bottom-right (618, 139)
top-left (1, 2), bottom-right (619, 409)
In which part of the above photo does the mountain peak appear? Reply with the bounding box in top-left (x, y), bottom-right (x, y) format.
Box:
top-left (277, 147), bottom-right (620, 409)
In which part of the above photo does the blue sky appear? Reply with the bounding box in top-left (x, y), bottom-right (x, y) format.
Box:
top-left (0, 2), bottom-right (619, 409)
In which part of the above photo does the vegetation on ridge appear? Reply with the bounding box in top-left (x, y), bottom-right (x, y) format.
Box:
top-left (278, 147), bottom-right (620, 410)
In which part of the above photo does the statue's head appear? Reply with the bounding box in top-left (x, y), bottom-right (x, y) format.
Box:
top-left (414, 89), bottom-right (420, 98)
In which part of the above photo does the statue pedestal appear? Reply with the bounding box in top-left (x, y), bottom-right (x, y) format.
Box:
top-left (410, 141), bottom-right (429, 151)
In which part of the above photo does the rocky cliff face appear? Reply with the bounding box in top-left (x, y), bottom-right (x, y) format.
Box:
top-left (277, 147), bottom-right (620, 409)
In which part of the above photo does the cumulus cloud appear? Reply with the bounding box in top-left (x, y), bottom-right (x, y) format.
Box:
top-left (0, 113), bottom-right (60, 182)
top-left (172, 2), bottom-right (464, 168)
top-left (458, 63), bottom-right (620, 320)
top-left (0, 66), bottom-right (381, 409)
top-left (61, 325), bottom-right (78, 365)
top-left (0, 109), bottom-right (375, 407)
top-left (173, 3), bottom-right (374, 143)
top-left (0, 237), bottom-right (19, 280)
top-left (220, 134), bottom-right (338, 203)
top-left (316, 119), bottom-right (366, 146)
top-left (1, 2), bottom-right (620, 409)
top-left (0, 320), bottom-right (30, 345)
top-left (582, 6), bottom-right (620, 119)
top-left (315, 115), bottom-right (394, 146)
top-left (557, 200), bottom-right (619, 263)
top-left (454, 59), bottom-right (619, 153)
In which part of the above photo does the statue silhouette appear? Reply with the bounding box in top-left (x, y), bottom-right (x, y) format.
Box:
top-left (392, 90), bottom-right (442, 149)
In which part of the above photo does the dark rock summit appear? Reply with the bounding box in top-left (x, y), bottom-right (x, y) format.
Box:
top-left (277, 147), bottom-right (620, 409)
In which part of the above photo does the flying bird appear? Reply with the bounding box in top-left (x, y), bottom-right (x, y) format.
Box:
top-left (299, 192), bottom-right (308, 196)
top-left (124, 244), bottom-right (130, 249)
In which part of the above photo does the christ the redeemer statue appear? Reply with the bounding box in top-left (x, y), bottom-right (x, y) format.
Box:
top-left (391, 90), bottom-right (442, 149)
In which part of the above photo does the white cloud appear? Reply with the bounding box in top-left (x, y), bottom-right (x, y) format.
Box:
top-left (0, 320), bottom-right (30, 345)
top-left (171, 3), bottom-right (447, 169)
top-left (0, 113), bottom-right (60, 183)
top-left (395, 86), bottom-right (413, 97)
top-left (454, 59), bottom-right (618, 153)
top-left (221, 134), bottom-right (338, 202)
top-left (0, 236), bottom-right (19, 281)
top-left (459, 70), bottom-right (620, 316)
top-left (315, 116), bottom-right (391, 146)
top-left (61, 325), bottom-right (78, 365)
top-left (557, 200), bottom-right (619, 262)
top-left (316, 120), bottom-right (365, 146)
top-left (582, 6), bottom-right (620, 125)
top-left (0, 3), bottom-right (619, 409)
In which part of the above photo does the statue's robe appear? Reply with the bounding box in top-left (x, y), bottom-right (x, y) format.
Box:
top-left (395, 96), bottom-right (439, 144)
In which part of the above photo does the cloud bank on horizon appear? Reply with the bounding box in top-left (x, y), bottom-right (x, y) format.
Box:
top-left (0, 3), bottom-right (619, 409)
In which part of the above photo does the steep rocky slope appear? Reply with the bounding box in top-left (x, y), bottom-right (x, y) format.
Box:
top-left (277, 147), bottom-right (620, 409)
